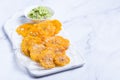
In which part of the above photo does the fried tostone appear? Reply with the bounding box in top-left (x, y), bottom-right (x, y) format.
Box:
top-left (51, 19), bottom-right (62, 34)
top-left (39, 49), bottom-right (55, 69)
top-left (21, 36), bottom-right (42, 56)
top-left (54, 54), bottom-right (70, 66)
top-left (33, 20), bottom-right (56, 39)
top-left (16, 23), bottom-right (33, 37)
top-left (45, 36), bottom-right (70, 50)
top-left (30, 44), bottom-right (45, 62)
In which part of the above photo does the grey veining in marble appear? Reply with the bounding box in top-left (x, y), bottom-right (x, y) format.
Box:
top-left (1, 0), bottom-right (120, 80)
top-left (0, 28), bottom-right (6, 40)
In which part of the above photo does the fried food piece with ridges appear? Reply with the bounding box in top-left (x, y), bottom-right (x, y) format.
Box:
top-left (54, 54), bottom-right (70, 66)
top-left (51, 20), bottom-right (62, 34)
top-left (45, 36), bottom-right (70, 50)
top-left (21, 36), bottom-right (42, 56)
top-left (46, 46), bottom-right (66, 55)
top-left (33, 20), bottom-right (56, 38)
top-left (39, 49), bottom-right (55, 69)
top-left (30, 44), bottom-right (46, 62)
top-left (16, 23), bottom-right (33, 37)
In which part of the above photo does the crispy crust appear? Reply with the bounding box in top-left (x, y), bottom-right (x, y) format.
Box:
top-left (45, 36), bottom-right (70, 50)
top-left (30, 44), bottom-right (45, 62)
top-left (21, 36), bottom-right (42, 56)
top-left (39, 50), bottom-right (55, 69)
top-left (54, 54), bottom-right (70, 66)
top-left (51, 20), bottom-right (62, 34)
top-left (16, 23), bottom-right (33, 37)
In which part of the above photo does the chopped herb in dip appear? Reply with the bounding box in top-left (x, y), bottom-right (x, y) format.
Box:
top-left (28, 6), bottom-right (53, 20)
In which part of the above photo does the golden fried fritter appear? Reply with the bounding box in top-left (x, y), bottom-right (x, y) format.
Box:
top-left (33, 21), bottom-right (56, 40)
top-left (45, 36), bottom-right (70, 50)
top-left (30, 53), bottom-right (40, 62)
top-left (46, 46), bottom-right (65, 55)
top-left (39, 49), bottom-right (55, 69)
top-left (21, 36), bottom-right (42, 56)
top-left (51, 20), bottom-right (62, 34)
top-left (30, 44), bottom-right (45, 62)
top-left (54, 54), bottom-right (70, 66)
top-left (21, 37), bottom-right (30, 56)
top-left (16, 23), bottom-right (33, 37)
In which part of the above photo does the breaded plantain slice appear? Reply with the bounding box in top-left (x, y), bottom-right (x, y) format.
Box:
top-left (54, 36), bottom-right (70, 49)
top-left (51, 19), bottom-right (62, 34)
top-left (45, 36), bottom-right (70, 50)
top-left (46, 46), bottom-right (66, 55)
top-left (39, 49), bottom-right (55, 69)
top-left (30, 44), bottom-right (45, 62)
top-left (30, 53), bottom-right (40, 62)
top-left (54, 54), bottom-right (70, 66)
top-left (16, 23), bottom-right (33, 37)
top-left (34, 20), bottom-right (56, 37)
top-left (21, 38), bottom-right (30, 56)
top-left (21, 36), bottom-right (42, 56)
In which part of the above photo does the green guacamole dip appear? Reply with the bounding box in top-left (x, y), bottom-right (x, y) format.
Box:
top-left (28, 6), bottom-right (53, 20)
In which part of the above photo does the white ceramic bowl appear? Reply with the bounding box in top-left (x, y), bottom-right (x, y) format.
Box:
top-left (24, 5), bottom-right (54, 22)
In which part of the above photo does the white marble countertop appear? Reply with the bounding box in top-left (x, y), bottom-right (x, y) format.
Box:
top-left (1, 0), bottom-right (120, 80)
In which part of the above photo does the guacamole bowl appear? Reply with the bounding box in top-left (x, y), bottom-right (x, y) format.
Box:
top-left (24, 5), bottom-right (54, 22)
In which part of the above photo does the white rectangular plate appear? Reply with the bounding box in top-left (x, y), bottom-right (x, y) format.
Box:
top-left (3, 11), bottom-right (85, 78)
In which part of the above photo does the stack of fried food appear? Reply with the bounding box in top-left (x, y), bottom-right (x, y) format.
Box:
top-left (16, 20), bottom-right (70, 69)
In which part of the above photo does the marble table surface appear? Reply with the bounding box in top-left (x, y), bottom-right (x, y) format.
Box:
top-left (1, 0), bottom-right (120, 80)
